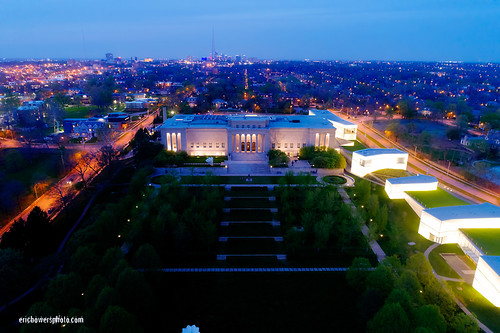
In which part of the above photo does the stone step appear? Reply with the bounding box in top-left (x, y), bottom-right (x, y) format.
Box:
top-left (219, 236), bottom-right (283, 242)
top-left (216, 254), bottom-right (287, 260)
top-left (221, 221), bottom-right (281, 226)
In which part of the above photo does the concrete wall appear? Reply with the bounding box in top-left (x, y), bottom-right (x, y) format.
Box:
top-left (457, 230), bottom-right (484, 264)
top-left (473, 257), bottom-right (500, 307)
top-left (351, 152), bottom-right (408, 177)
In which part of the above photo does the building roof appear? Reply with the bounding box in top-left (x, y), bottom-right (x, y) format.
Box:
top-left (424, 202), bottom-right (500, 221)
top-left (159, 113), bottom-right (339, 130)
top-left (387, 175), bottom-right (437, 185)
top-left (480, 256), bottom-right (500, 275)
top-left (354, 148), bottom-right (407, 157)
top-left (310, 110), bottom-right (357, 127)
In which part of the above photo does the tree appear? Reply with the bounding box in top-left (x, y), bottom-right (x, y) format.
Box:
top-left (131, 243), bottom-right (161, 269)
top-left (267, 149), bottom-right (289, 167)
top-left (115, 267), bottom-right (155, 323)
top-left (367, 302), bottom-right (411, 333)
top-left (70, 245), bottom-right (99, 278)
top-left (398, 100), bottom-right (416, 119)
top-left (394, 270), bottom-right (423, 304)
top-left (23, 206), bottom-right (52, 257)
top-left (366, 263), bottom-right (396, 297)
top-left (448, 313), bottom-right (480, 333)
top-left (96, 145), bottom-right (117, 169)
top-left (51, 181), bottom-right (71, 209)
top-left (45, 273), bottom-right (84, 312)
top-left (20, 302), bottom-right (57, 333)
top-left (385, 122), bottom-right (408, 142)
top-left (446, 127), bottom-right (462, 141)
top-left (84, 274), bottom-right (109, 309)
top-left (414, 305), bottom-right (447, 333)
top-left (99, 306), bottom-right (142, 333)
top-left (346, 257), bottom-right (372, 289)
top-left (406, 253), bottom-right (434, 287)
top-left (0, 248), bottom-right (31, 304)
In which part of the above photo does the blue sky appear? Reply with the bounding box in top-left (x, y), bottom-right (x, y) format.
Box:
top-left (2, 0), bottom-right (500, 61)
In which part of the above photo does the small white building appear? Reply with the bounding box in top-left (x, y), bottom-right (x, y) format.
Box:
top-left (418, 203), bottom-right (500, 244)
top-left (309, 110), bottom-right (357, 141)
top-left (384, 175), bottom-right (438, 199)
top-left (351, 148), bottom-right (408, 177)
top-left (472, 256), bottom-right (500, 307)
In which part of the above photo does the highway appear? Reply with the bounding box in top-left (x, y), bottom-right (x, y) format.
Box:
top-left (0, 113), bottom-right (156, 238)
top-left (334, 111), bottom-right (500, 205)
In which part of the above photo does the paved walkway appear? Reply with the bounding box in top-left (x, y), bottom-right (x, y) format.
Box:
top-left (337, 187), bottom-right (386, 262)
top-left (424, 243), bottom-right (493, 333)
top-left (139, 267), bottom-right (349, 272)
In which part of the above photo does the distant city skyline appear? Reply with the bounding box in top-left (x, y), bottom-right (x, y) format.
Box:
top-left (2, 0), bottom-right (500, 62)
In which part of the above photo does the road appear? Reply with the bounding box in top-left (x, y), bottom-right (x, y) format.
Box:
top-left (334, 111), bottom-right (500, 205)
top-left (0, 113), bottom-right (156, 238)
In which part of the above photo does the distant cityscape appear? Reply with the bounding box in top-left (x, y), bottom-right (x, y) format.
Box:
top-left (1, 52), bottom-right (500, 332)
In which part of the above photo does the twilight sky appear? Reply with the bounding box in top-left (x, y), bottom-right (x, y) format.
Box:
top-left (2, 0), bottom-right (500, 62)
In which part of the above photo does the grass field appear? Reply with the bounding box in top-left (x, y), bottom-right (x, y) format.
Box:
top-left (322, 175), bottom-right (347, 185)
top-left (428, 244), bottom-right (463, 279)
top-left (461, 229), bottom-right (500, 256)
top-left (447, 280), bottom-right (500, 332)
top-left (64, 105), bottom-right (95, 118)
top-left (342, 140), bottom-right (367, 152)
top-left (162, 175), bottom-right (320, 185)
top-left (406, 188), bottom-right (469, 208)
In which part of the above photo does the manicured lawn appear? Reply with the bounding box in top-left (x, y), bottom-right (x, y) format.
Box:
top-left (342, 140), bottom-right (366, 152)
top-left (185, 156), bottom-right (228, 163)
top-left (180, 175), bottom-right (319, 185)
top-left (428, 244), bottom-right (463, 279)
top-left (225, 223), bottom-right (277, 237)
top-left (461, 229), bottom-right (500, 256)
top-left (223, 238), bottom-right (278, 254)
top-left (406, 188), bottom-right (469, 209)
top-left (225, 198), bottom-right (276, 208)
top-left (64, 105), bottom-right (94, 118)
top-left (224, 209), bottom-right (275, 221)
top-left (227, 188), bottom-right (273, 197)
top-left (150, 175), bottom-right (179, 185)
top-left (447, 281), bottom-right (500, 332)
top-left (322, 175), bottom-right (347, 185)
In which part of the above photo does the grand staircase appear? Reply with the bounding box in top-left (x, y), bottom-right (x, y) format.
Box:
top-left (217, 186), bottom-right (286, 265)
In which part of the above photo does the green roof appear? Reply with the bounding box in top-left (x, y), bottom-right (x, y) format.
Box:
top-left (461, 228), bottom-right (500, 256)
top-left (406, 188), bottom-right (469, 209)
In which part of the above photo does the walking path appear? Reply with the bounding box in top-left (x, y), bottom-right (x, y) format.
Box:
top-left (424, 243), bottom-right (493, 333)
top-left (337, 187), bottom-right (386, 262)
top-left (139, 267), bottom-right (349, 272)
